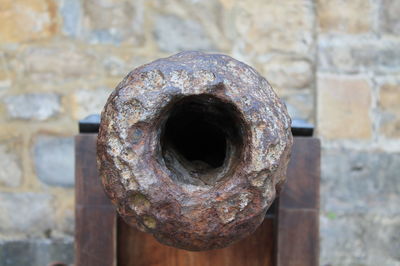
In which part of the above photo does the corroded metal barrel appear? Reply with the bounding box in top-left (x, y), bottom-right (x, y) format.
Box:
top-left (97, 51), bottom-right (293, 251)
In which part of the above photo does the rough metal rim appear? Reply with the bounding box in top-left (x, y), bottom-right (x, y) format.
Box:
top-left (97, 51), bottom-right (293, 251)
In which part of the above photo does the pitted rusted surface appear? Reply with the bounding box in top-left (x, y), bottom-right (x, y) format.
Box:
top-left (97, 51), bottom-right (293, 251)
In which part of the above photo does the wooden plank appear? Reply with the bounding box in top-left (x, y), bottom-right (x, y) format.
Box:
top-left (118, 216), bottom-right (275, 266)
top-left (75, 134), bottom-right (117, 266)
top-left (74, 134), bottom-right (320, 266)
top-left (275, 209), bottom-right (318, 266)
top-left (276, 137), bottom-right (320, 266)
top-left (280, 137), bottom-right (320, 209)
top-left (117, 137), bottom-right (320, 266)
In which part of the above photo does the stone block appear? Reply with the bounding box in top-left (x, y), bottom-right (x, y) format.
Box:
top-left (71, 88), bottom-right (114, 120)
top-left (151, 0), bottom-right (227, 51)
top-left (317, 74), bottom-right (372, 139)
top-left (260, 55), bottom-right (313, 90)
top-left (154, 15), bottom-right (214, 53)
top-left (58, 0), bottom-right (82, 37)
top-left (318, 37), bottom-right (400, 74)
top-left (379, 82), bottom-right (400, 138)
top-left (380, 0), bottom-right (400, 35)
top-left (0, 193), bottom-right (53, 236)
top-left (0, 239), bottom-right (73, 266)
top-left (282, 90), bottom-right (314, 121)
top-left (0, 0), bottom-right (58, 43)
top-left (57, 208), bottom-right (74, 237)
top-left (0, 53), bottom-right (12, 91)
top-left (320, 214), bottom-right (400, 265)
top-left (82, 0), bottom-right (144, 45)
top-left (0, 141), bottom-right (22, 188)
top-left (20, 46), bottom-right (98, 82)
top-left (100, 52), bottom-right (160, 78)
top-left (321, 148), bottom-right (400, 215)
top-left (317, 0), bottom-right (372, 33)
top-left (33, 135), bottom-right (74, 187)
top-left (4, 93), bottom-right (61, 121)
top-left (234, 0), bottom-right (315, 55)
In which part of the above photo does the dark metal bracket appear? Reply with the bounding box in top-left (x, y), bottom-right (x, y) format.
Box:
top-left (79, 114), bottom-right (314, 137)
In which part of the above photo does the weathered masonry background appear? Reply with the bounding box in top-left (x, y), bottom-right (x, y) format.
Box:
top-left (0, 0), bottom-right (399, 265)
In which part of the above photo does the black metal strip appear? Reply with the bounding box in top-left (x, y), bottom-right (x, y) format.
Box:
top-left (79, 114), bottom-right (314, 137)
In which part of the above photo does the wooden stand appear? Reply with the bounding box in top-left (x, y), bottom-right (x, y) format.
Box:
top-left (75, 135), bottom-right (320, 266)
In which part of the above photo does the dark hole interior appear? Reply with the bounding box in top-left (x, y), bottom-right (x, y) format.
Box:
top-left (163, 105), bottom-right (227, 168)
top-left (160, 94), bottom-right (244, 185)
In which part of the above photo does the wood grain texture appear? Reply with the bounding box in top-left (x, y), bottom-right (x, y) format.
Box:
top-left (276, 209), bottom-right (318, 266)
top-left (75, 135), bottom-right (320, 266)
top-left (75, 134), bottom-right (117, 266)
top-left (118, 217), bottom-right (275, 266)
top-left (276, 137), bottom-right (320, 266)
top-left (280, 137), bottom-right (320, 209)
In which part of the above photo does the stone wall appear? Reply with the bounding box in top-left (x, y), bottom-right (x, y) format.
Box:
top-left (317, 0), bottom-right (400, 265)
top-left (0, 0), bottom-right (398, 265)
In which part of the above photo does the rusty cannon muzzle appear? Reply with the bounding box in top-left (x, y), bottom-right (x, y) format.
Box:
top-left (97, 51), bottom-right (293, 251)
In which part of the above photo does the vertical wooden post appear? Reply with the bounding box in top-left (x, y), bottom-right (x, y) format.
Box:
top-left (275, 137), bottom-right (320, 266)
top-left (75, 134), bottom-right (117, 266)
